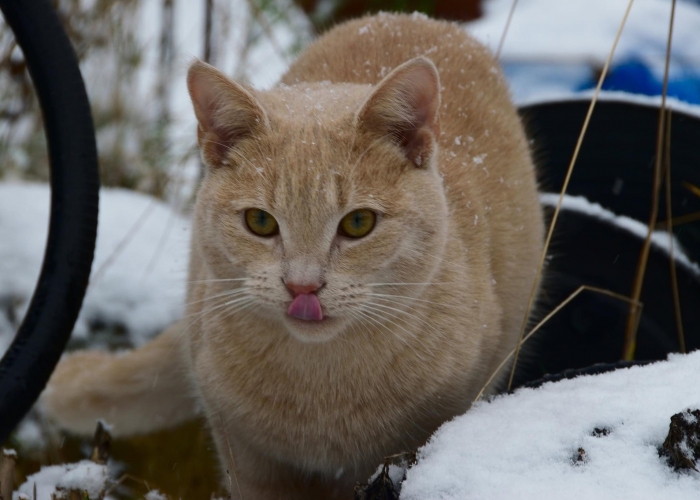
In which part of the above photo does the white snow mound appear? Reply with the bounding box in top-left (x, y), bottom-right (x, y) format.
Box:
top-left (401, 350), bottom-right (700, 500)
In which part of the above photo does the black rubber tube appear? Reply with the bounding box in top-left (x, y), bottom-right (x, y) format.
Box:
top-left (0, 0), bottom-right (99, 442)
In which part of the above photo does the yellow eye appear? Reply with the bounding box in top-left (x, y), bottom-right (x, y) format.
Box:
top-left (245, 208), bottom-right (278, 237)
top-left (339, 209), bottom-right (376, 238)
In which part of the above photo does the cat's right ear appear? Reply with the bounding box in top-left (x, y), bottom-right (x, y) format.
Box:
top-left (187, 60), bottom-right (268, 167)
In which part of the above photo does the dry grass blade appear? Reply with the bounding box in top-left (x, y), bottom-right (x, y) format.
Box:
top-left (104, 473), bottom-right (151, 497)
top-left (656, 211), bottom-right (700, 228)
top-left (90, 200), bottom-right (157, 286)
top-left (0, 449), bottom-right (16, 500)
top-left (243, 0), bottom-right (289, 63)
top-left (476, 285), bottom-right (643, 403)
top-left (220, 416), bottom-right (243, 500)
top-left (622, 0), bottom-right (677, 361)
top-left (507, 0), bottom-right (637, 391)
top-left (495, 0), bottom-right (520, 60)
top-left (662, 110), bottom-right (686, 353)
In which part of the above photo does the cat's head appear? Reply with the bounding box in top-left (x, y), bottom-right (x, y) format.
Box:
top-left (188, 57), bottom-right (449, 343)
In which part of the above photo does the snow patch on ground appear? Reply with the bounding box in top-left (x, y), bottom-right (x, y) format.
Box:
top-left (401, 350), bottom-right (700, 500)
top-left (13, 460), bottom-right (109, 500)
top-left (0, 182), bottom-right (190, 352)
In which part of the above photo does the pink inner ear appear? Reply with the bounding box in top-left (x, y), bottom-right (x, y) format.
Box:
top-left (357, 57), bottom-right (440, 166)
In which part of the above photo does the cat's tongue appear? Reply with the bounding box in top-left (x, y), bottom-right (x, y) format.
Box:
top-left (287, 293), bottom-right (324, 321)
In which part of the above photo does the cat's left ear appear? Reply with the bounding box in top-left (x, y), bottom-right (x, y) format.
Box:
top-left (356, 57), bottom-right (441, 168)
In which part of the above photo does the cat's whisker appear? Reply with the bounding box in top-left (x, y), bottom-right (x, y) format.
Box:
top-left (182, 294), bottom-right (238, 318)
top-left (210, 298), bottom-right (257, 325)
top-left (176, 296), bottom-right (245, 343)
top-left (365, 292), bottom-right (462, 310)
top-left (432, 254), bottom-right (473, 273)
top-left (366, 282), bottom-right (452, 286)
top-left (185, 288), bottom-right (250, 307)
top-left (188, 278), bottom-right (249, 284)
top-left (361, 302), bottom-right (437, 338)
top-left (362, 301), bottom-right (423, 323)
top-left (358, 308), bottom-right (428, 362)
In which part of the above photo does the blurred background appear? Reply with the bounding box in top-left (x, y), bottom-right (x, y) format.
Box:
top-left (1, 0), bottom-right (699, 203)
top-left (1, 0), bottom-right (700, 498)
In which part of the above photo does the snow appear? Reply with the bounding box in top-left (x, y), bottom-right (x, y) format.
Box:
top-left (468, 0), bottom-right (700, 65)
top-left (540, 192), bottom-right (700, 276)
top-left (0, 182), bottom-right (190, 353)
top-left (401, 350), bottom-right (700, 500)
top-left (465, 0), bottom-right (700, 102)
top-left (145, 490), bottom-right (168, 500)
top-left (517, 87), bottom-right (700, 118)
top-left (13, 460), bottom-right (109, 500)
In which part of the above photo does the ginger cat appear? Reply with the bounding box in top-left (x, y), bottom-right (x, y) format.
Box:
top-left (42, 13), bottom-right (544, 499)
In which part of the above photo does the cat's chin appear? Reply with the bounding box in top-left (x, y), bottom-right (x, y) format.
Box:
top-left (283, 315), bottom-right (344, 343)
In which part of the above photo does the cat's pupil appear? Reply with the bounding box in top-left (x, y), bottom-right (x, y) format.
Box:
top-left (257, 211), bottom-right (267, 227)
top-left (353, 212), bottom-right (363, 228)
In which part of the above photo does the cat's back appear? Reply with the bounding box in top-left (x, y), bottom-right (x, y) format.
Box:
top-left (282, 13), bottom-right (494, 94)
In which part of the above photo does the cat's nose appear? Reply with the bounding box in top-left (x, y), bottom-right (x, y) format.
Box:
top-left (284, 280), bottom-right (322, 296)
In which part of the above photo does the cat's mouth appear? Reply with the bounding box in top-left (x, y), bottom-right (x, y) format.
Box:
top-left (286, 292), bottom-right (324, 321)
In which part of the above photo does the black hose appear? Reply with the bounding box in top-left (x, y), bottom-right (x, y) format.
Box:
top-left (0, 0), bottom-right (99, 442)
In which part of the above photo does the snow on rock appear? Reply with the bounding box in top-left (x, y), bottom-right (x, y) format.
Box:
top-left (401, 350), bottom-right (700, 500)
top-left (0, 182), bottom-right (190, 352)
top-left (13, 460), bottom-right (109, 500)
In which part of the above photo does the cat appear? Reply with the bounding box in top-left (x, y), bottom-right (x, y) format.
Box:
top-left (41, 12), bottom-right (544, 499)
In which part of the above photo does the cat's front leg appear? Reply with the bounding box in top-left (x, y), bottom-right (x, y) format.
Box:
top-left (209, 425), bottom-right (355, 500)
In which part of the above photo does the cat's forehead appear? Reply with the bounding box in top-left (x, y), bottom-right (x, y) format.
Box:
top-left (259, 82), bottom-right (371, 124)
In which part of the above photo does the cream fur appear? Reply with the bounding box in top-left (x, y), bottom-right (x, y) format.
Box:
top-left (41, 13), bottom-right (544, 499)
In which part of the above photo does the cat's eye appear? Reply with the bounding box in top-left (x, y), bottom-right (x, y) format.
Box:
top-left (245, 208), bottom-right (279, 237)
top-left (338, 209), bottom-right (376, 238)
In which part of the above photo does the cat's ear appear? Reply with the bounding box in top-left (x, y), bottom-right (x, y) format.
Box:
top-left (356, 57), bottom-right (441, 168)
top-left (187, 60), bottom-right (268, 167)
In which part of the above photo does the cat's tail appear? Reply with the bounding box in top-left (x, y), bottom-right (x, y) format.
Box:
top-left (39, 320), bottom-right (199, 437)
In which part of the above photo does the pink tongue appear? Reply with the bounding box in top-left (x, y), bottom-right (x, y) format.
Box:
top-left (287, 293), bottom-right (324, 321)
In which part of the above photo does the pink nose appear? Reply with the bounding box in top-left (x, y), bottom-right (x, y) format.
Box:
top-left (285, 281), bottom-right (321, 296)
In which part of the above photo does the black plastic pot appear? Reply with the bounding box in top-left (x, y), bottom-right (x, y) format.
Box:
top-left (0, 0), bottom-right (99, 442)
top-left (512, 97), bottom-right (700, 389)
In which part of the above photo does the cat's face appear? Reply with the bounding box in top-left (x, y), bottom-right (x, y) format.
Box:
top-left (189, 59), bottom-right (448, 342)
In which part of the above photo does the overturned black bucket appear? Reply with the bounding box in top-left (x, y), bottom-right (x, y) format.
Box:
top-left (512, 96), bottom-right (700, 388)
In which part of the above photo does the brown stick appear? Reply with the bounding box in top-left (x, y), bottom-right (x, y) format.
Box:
top-left (0, 449), bottom-right (17, 500)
